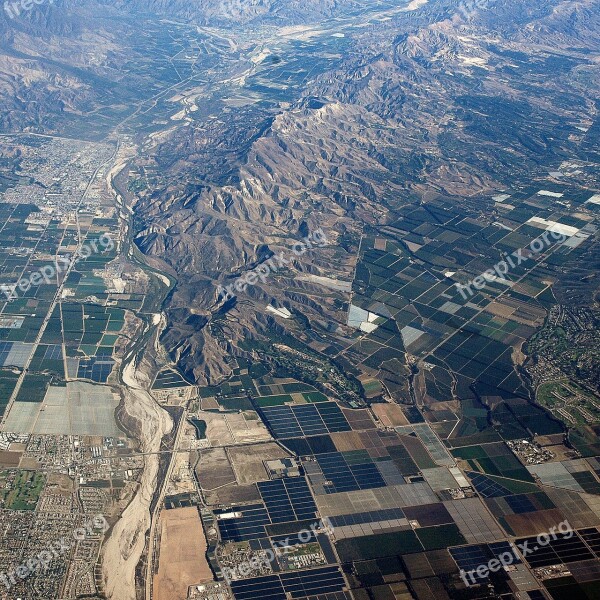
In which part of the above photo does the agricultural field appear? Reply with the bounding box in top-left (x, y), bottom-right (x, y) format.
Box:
top-left (0, 136), bottom-right (142, 440)
top-left (340, 178), bottom-right (599, 449)
top-left (191, 170), bottom-right (600, 600)
top-left (152, 368), bottom-right (191, 390)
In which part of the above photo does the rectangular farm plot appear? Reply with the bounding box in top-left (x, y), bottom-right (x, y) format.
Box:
top-left (450, 541), bottom-right (521, 585)
top-left (310, 451), bottom-right (388, 494)
top-left (0, 341), bottom-right (34, 368)
top-left (315, 482), bottom-right (439, 518)
top-left (455, 441), bottom-right (535, 482)
top-left (280, 435), bottom-right (338, 457)
top-left (215, 504), bottom-right (272, 542)
top-left (152, 369), bottom-right (190, 390)
top-left (444, 498), bottom-right (505, 544)
top-left (342, 408), bottom-right (377, 430)
top-left (371, 402), bottom-right (410, 427)
top-left (214, 476), bottom-right (318, 542)
top-left (516, 530), bottom-right (595, 568)
top-left (2, 381), bottom-right (123, 437)
top-left (230, 566), bottom-right (347, 600)
top-left (396, 424), bottom-right (454, 467)
top-left (0, 370), bottom-right (19, 418)
top-left (77, 356), bottom-right (115, 382)
top-left (255, 394), bottom-right (295, 407)
top-left (258, 402), bottom-right (351, 439)
top-left (258, 477), bottom-right (317, 523)
top-left (15, 373), bottom-right (53, 403)
top-left (328, 507), bottom-right (410, 540)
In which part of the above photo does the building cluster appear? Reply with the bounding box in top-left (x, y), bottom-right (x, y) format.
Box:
top-left (507, 439), bottom-right (555, 465)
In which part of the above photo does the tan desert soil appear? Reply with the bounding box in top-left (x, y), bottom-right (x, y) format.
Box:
top-left (153, 506), bottom-right (213, 600)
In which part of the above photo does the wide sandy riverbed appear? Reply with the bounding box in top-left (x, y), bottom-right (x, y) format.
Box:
top-left (101, 358), bottom-right (173, 600)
